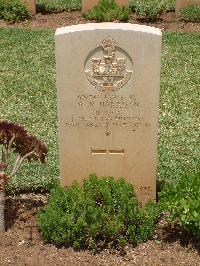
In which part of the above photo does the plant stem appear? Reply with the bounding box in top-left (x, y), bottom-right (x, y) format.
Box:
top-left (1, 141), bottom-right (6, 163)
top-left (0, 190), bottom-right (5, 232)
top-left (11, 150), bottom-right (34, 177)
top-left (11, 155), bottom-right (21, 176)
top-left (7, 135), bottom-right (15, 160)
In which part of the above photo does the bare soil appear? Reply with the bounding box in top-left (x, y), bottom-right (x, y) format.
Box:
top-left (0, 11), bottom-right (200, 32)
top-left (0, 193), bottom-right (199, 266)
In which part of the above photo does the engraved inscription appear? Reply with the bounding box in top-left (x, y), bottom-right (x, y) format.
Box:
top-left (85, 37), bottom-right (133, 92)
top-left (67, 115), bottom-right (142, 128)
top-left (65, 94), bottom-right (150, 132)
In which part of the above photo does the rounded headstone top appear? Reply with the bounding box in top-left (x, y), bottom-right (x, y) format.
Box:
top-left (55, 23), bottom-right (162, 36)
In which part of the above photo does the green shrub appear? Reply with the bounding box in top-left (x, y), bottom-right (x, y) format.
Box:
top-left (38, 175), bottom-right (160, 250)
top-left (180, 5), bottom-right (200, 23)
top-left (132, 0), bottom-right (167, 19)
top-left (83, 0), bottom-right (129, 22)
top-left (162, 0), bottom-right (176, 11)
top-left (37, 1), bottom-right (64, 13)
top-left (130, 0), bottom-right (176, 12)
top-left (0, 0), bottom-right (29, 22)
top-left (36, 0), bottom-right (81, 12)
top-left (159, 172), bottom-right (200, 239)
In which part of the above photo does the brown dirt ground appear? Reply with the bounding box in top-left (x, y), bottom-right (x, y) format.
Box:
top-left (0, 10), bottom-right (200, 266)
top-left (0, 11), bottom-right (200, 32)
top-left (0, 193), bottom-right (199, 266)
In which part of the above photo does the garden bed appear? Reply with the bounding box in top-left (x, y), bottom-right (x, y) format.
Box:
top-left (0, 10), bottom-right (200, 32)
top-left (0, 193), bottom-right (199, 265)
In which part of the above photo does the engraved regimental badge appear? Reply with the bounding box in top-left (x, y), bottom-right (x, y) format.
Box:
top-left (85, 37), bottom-right (133, 92)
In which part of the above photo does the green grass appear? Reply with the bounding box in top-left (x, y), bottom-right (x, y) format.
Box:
top-left (0, 29), bottom-right (58, 192)
top-left (180, 5), bottom-right (200, 23)
top-left (0, 29), bottom-right (199, 192)
top-left (159, 32), bottom-right (200, 182)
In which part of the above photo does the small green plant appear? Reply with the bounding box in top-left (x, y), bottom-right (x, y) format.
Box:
top-left (159, 172), bottom-right (200, 239)
top-left (0, 0), bottom-right (29, 22)
top-left (133, 0), bottom-right (166, 20)
top-left (83, 0), bottom-right (129, 22)
top-left (180, 5), bottom-right (200, 23)
top-left (38, 175), bottom-right (160, 250)
top-left (130, 0), bottom-right (176, 12)
top-left (36, 0), bottom-right (81, 12)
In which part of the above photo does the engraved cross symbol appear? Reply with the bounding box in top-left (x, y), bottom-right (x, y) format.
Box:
top-left (91, 149), bottom-right (124, 156)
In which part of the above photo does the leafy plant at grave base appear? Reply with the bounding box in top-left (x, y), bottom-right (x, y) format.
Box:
top-left (161, 0), bottom-right (176, 11)
top-left (0, 121), bottom-right (47, 231)
top-left (158, 172), bottom-right (200, 239)
top-left (83, 0), bottom-right (129, 22)
top-left (0, 0), bottom-right (29, 23)
top-left (180, 5), bottom-right (200, 23)
top-left (132, 0), bottom-right (167, 20)
top-left (38, 174), bottom-right (161, 251)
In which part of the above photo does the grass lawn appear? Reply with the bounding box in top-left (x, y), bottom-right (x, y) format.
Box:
top-left (159, 32), bottom-right (200, 182)
top-left (0, 28), bottom-right (199, 192)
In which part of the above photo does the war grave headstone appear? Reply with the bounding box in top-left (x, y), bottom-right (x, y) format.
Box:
top-left (175, 0), bottom-right (200, 15)
top-left (82, 0), bottom-right (128, 12)
top-left (56, 23), bottom-right (162, 205)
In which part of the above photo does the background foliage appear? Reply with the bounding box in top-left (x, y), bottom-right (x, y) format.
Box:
top-left (37, 0), bottom-right (81, 12)
top-left (0, 0), bottom-right (29, 22)
top-left (83, 0), bottom-right (129, 22)
top-left (36, 0), bottom-right (176, 13)
top-left (130, 0), bottom-right (174, 19)
top-left (180, 5), bottom-right (200, 23)
top-left (2, 0), bottom-right (199, 21)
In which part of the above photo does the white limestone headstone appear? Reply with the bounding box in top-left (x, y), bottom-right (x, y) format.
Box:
top-left (56, 23), bottom-right (162, 205)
